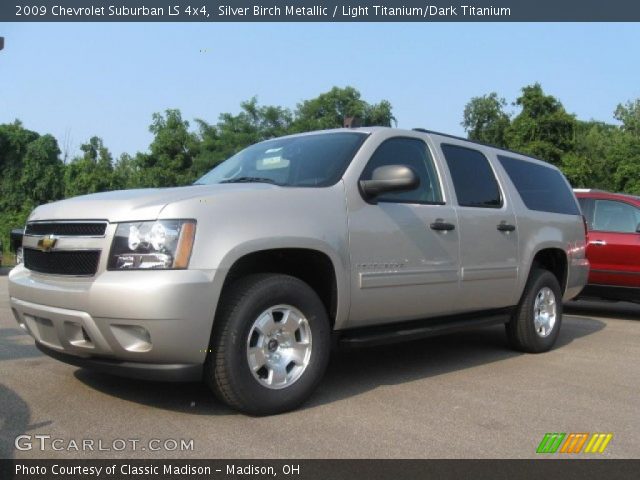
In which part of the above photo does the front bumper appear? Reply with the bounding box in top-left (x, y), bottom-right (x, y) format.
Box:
top-left (9, 265), bottom-right (218, 381)
top-left (35, 342), bottom-right (202, 381)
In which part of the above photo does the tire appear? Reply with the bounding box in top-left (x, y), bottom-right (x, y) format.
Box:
top-left (205, 274), bottom-right (331, 415)
top-left (506, 268), bottom-right (563, 353)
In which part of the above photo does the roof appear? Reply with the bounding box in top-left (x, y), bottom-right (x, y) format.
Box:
top-left (273, 127), bottom-right (557, 168)
top-left (412, 128), bottom-right (552, 163)
top-left (574, 189), bottom-right (640, 206)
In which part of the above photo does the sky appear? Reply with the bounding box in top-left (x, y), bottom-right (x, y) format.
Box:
top-left (1, 22), bottom-right (639, 159)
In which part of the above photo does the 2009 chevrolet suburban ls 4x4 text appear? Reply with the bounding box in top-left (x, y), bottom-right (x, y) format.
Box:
top-left (9, 127), bottom-right (589, 415)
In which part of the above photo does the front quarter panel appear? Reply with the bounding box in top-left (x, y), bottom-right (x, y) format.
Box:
top-left (158, 183), bottom-right (351, 329)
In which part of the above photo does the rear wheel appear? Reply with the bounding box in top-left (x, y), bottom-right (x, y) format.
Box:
top-left (205, 274), bottom-right (330, 415)
top-left (506, 269), bottom-right (563, 353)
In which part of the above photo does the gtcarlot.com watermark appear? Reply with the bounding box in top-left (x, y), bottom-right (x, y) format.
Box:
top-left (15, 434), bottom-right (194, 452)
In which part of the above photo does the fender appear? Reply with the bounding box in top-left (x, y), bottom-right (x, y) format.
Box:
top-left (209, 237), bottom-right (351, 331)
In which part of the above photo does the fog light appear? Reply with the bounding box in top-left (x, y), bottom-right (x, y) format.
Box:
top-left (12, 308), bottom-right (27, 331)
top-left (63, 322), bottom-right (94, 348)
top-left (111, 324), bottom-right (152, 352)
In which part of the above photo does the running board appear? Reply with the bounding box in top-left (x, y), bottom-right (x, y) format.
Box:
top-left (337, 308), bottom-right (513, 348)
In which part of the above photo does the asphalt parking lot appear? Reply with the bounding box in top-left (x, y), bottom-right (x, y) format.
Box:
top-left (1, 270), bottom-right (638, 459)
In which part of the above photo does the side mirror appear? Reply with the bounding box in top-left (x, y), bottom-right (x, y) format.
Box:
top-left (359, 165), bottom-right (420, 201)
top-left (636, 223), bottom-right (640, 233)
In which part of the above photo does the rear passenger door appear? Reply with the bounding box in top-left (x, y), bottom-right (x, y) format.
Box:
top-left (440, 143), bottom-right (519, 312)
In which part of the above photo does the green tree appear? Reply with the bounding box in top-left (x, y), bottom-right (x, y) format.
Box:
top-left (112, 153), bottom-right (141, 190)
top-left (611, 129), bottom-right (640, 195)
top-left (0, 121), bottom-right (40, 215)
top-left (21, 134), bottom-right (65, 207)
top-left (561, 121), bottom-right (618, 190)
top-left (614, 99), bottom-right (640, 137)
top-left (0, 121), bottom-right (64, 253)
top-left (461, 92), bottom-right (511, 147)
top-left (363, 99), bottom-right (395, 127)
top-left (611, 98), bottom-right (640, 194)
top-left (505, 83), bottom-right (577, 165)
top-left (291, 86), bottom-right (395, 132)
top-left (134, 109), bottom-right (199, 187)
top-left (64, 136), bottom-right (115, 197)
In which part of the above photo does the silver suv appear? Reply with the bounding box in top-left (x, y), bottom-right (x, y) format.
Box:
top-left (9, 127), bottom-right (589, 414)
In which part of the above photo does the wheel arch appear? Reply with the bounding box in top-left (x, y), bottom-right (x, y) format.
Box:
top-left (211, 238), bottom-right (349, 332)
top-left (527, 247), bottom-right (569, 295)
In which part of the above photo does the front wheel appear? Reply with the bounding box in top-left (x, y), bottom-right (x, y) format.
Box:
top-left (205, 274), bottom-right (330, 415)
top-left (506, 269), bottom-right (563, 353)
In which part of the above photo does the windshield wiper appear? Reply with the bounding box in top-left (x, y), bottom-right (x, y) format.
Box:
top-left (220, 177), bottom-right (279, 184)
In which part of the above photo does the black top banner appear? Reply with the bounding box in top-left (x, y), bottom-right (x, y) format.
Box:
top-left (3, 0), bottom-right (640, 22)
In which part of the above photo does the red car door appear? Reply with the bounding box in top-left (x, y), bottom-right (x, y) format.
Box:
top-left (586, 198), bottom-right (640, 288)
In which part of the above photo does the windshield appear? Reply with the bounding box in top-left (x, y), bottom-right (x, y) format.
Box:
top-left (195, 132), bottom-right (368, 187)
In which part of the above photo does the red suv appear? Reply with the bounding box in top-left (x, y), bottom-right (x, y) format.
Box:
top-left (574, 189), bottom-right (640, 303)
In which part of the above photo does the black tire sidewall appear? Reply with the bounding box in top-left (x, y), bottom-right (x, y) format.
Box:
top-left (216, 275), bottom-right (330, 415)
top-left (512, 269), bottom-right (563, 353)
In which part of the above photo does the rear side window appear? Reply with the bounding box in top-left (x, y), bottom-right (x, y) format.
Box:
top-left (441, 144), bottom-right (502, 208)
top-left (498, 155), bottom-right (580, 215)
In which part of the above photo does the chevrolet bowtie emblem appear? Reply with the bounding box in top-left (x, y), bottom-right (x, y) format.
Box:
top-left (37, 235), bottom-right (58, 252)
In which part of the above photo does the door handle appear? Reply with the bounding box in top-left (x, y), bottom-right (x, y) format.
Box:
top-left (589, 240), bottom-right (607, 246)
top-left (430, 221), bottom-right (455, 231)
top-left (497, 223), bottom-right (516, 232)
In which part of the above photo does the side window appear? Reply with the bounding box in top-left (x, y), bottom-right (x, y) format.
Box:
top-left (360, 137), bottom-right (443, 204)
top-left (498, 155), bottom-right (580, 215)
top-left (441, 144), bottom-right (502, 208)
top-left (592, 200), bottom-right (640, 233)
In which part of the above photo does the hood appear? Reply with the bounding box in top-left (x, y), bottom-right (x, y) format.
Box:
top-left (28, 184), bottom-right (275, 223)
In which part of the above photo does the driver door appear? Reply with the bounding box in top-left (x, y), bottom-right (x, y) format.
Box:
top-left (346, 137), bottom-right (460, 328)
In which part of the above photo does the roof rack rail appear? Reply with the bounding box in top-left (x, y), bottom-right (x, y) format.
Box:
top-left (412, 128), bottom-right (548, 163)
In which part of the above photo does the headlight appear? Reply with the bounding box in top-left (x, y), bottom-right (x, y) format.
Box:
top-left (108, 220), bottom-right (196, 270)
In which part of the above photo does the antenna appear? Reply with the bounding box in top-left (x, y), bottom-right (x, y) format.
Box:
top-left (344, 116), bottom-right (362, 128)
